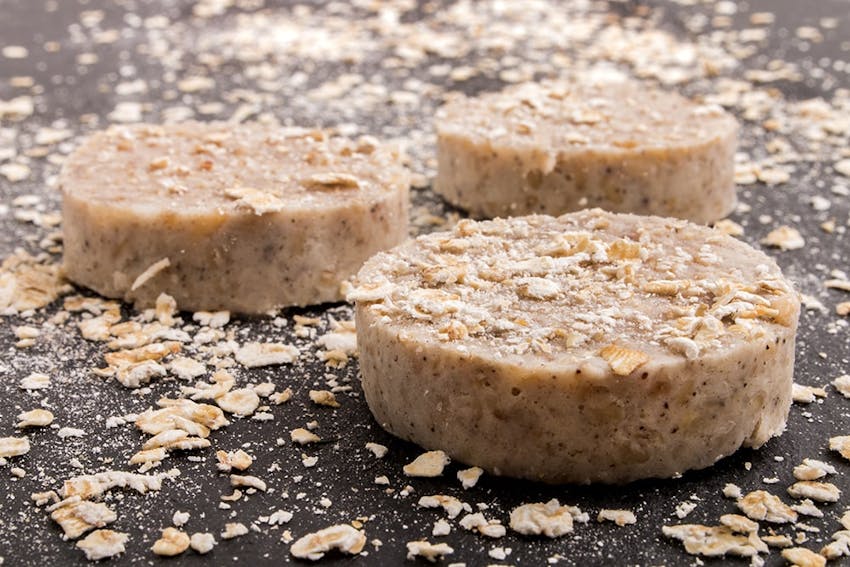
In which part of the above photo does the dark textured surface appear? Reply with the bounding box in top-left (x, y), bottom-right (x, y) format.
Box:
top-left (0, 1), bottom-right (848, 566)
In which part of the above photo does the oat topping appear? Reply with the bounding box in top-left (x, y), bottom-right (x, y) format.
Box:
top-left (352, 210), bottom-right (797, 364)
top-left (289, 524), bottom-right (366, 560)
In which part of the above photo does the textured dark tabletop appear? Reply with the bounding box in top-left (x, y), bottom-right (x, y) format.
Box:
top-left (0, 0), bottom-right (849, 565)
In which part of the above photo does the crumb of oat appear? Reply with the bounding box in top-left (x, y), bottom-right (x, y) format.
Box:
top-left (290, 524), bottom-right (366, 561)
top-left (76, 529), bottom-right (129, 561)
top-left (780, 546), bottom-right (826, 567)
top-left (189, 532), bottom-right (216, 554)
top-left (406, 540), bottom-right (454, 562)
top-left (403, 450), bottom-right (450, 478)
top-left (220, 522), bottom-right (249, 540)
top-left (309, 389), bottom-right (340, 408)
top-left (152, 527), bottom-right (190, 556)
top-left (457, 466), bottom-right (483, 489)
top-left (365, 442), bottom-right (388, 458)
top-left (597, 509), bottom-right (637, 526)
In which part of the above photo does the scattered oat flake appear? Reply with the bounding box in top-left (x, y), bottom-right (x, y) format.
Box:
top-left (662, 524), bottom-right (758, 557)
top-left (793, 459), bottom-right (837, 481)
top-left (457, 467), bottom-right (483, 489)
top-left (781, 546), bottom-right (826, 567)
top-left (235, 341), bottom-right (299, 367)
top-left (406, 540), bottom-right (454, 562)
top-left (756, 168), bottom-right (790, 185)
top-left (724, 483), bottom-right (743, 499)
top-left (221, 522), bottom-right (249, 540)
top-left (365, 442), bottom-right (388, 458)
top-left (152, 527), bottom-right (190, 556)
top-left (16, 409), bottom-right (54, 428)
top-left (291, 428), bottom-right (321, 445)
top-left (832, 375), bottom-right (850, 398)
top-left (0, 163), bottom-right (31, 182)
top-left (676, 501), bottom-right (698, 519)
top-left (737, 490), bottom-right (797, 523)
top-left (231, 474), bottom-right (267, 492)
top-left (825, 279), bottom-right (850, 292)
top-left (403, 450), bottom-right (450, 477)
top-left (787, 481), bottom-right (841, 503)
top-left (458, 513), bottom-right (506, 538)
top-left (216, 388), bottom-right (260, 416)
top-left (189, 532), bottom-right (216, 554)
top-left (761, 226), bottom-right (805, 251)
top-left (418, 495), bottom-right (468, 519)
top-left (834, 159), bottom-right (850, 177)
top-left (0, 436), bottom-right (30, 458)
top-left (829, 436), bottom-right (850, 461)
top-left (792, 383), bottom-right (827, 404)
top-left (791, 499), bottom-right (823, 518)
top-left (290, 524), bottom-right (366, 561)
top-left (177, 75), bottom-right (214, 92)
top-left (309, 389), bottom-right (340, 408)
top-left (510, 500), bottom-right (575, 537)
top-left (598, 509), bottom-right (637, 526)
top-left (172, 511), bottom-right (190, 527)
top-left (76, 529), bottom-right (129, 561)
top-left (50, 501), bottom-right (117, 539)
top-left (216, 449), bottom-right (253, 471)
